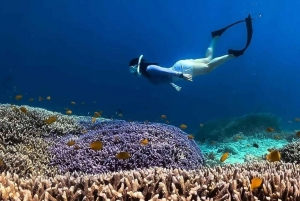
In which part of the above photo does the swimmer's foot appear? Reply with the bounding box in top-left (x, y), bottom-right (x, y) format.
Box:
top-left (228, 49), bottom-right (244, 57)
top-left (211, 28), bottom-right (227, 38)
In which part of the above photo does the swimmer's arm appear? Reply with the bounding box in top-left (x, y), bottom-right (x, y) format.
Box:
top-left (146, 65), bottom-right (183, 77)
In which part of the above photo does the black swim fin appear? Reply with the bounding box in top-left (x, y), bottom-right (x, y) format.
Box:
top-left (211, 19), bottom-right (245, 38)
top-left (228, 14), bottom-right (253, 57)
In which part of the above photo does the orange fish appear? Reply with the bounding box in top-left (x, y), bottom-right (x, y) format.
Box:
top-left (187, 134), bottom-right (194, 139)
top-left (94, 112), bottom-right (101, 117)
top-left (19, 107), bottom-right (27, 113)
top-left (67, 140), bottom-right (76, 146)
top-left (44, 116), bottom-right (57, 124)
top-left (161, 115), bottom-right (166, 119)
top-left (116, 151), bottom-right (130, 159)
top-left (92, 117), bottom-right (97, 123)
top-left (90, 141), bottom-right (103, 151)
top-left (46, 96), bottom-right (51, 100)
top-left (266, 150), bottom-right (281, 162)
top-left (251, 177), bottom-right (263, 191)
top-left (274, 135), bottom-right (280, 140)
top-left (66, 110), bottom-right (72, 115)
top-left (140, 138), bottom-right (149, 145)
top-left (266, 127), bottom-right (274, 132)
top-left (180, 124), bottom-right (187, 130)
top-left (15, 95), bottom-right (23, 100)
top-left (220, 152), bottom-right (229, 162)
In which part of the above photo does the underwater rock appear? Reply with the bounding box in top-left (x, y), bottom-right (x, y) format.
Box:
top-left (49, 120), bottom-right (205, 174)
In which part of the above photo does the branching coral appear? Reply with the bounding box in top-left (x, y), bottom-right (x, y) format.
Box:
top-left (0, 104), bottom-right (84, 145)
top-left (0, 136), bottom-right (58, 178)
top-left (0, 162), bottom-right (299, 200)
top-left (48, 120), bottom-right (205, 174)
top-left (279, 141), bottom-right (300, 164)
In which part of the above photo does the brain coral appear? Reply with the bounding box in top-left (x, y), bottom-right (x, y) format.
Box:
top-left (49, 120), bottom-right (205, 174)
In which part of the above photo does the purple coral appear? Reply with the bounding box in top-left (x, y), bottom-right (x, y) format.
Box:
top-left (48, 120), bottom-right (205, 174)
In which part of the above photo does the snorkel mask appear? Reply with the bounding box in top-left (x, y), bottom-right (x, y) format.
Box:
top-left (129, 55), bottom-right (143, 76)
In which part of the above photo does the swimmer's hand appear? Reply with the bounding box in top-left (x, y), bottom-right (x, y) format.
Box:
top-left (183, 74), bottom-right (193, 81)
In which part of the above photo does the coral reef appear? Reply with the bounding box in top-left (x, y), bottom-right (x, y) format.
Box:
top-left (279, 141), bottom-right (300, 164)
top-left (0, 137), bottom-right (58, 178)
top-left (196, 113), bottom-right (281, 141)
top-left (0, 104), bottom-right (84, 145)
top-left (0, 162), bottom-right (299, 200)
top-left (49, 120), bottom-right (205, 174)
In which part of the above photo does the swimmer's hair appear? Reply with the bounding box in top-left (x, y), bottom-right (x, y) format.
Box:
top-left (129, 57), bottom-right (159, 77)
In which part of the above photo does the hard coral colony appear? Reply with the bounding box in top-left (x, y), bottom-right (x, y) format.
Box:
top-left (0, 104), bottom-right (299, 200)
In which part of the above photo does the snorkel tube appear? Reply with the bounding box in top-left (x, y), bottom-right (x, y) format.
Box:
top-left (137, 54), bottom-right (143, 76)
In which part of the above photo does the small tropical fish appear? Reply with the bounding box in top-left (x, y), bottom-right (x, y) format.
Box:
top-left (29, 98), bottom-right (34, 102)
top-left (66, 110), bottom-right (72, 115)
top-left (187, 134), bottom-right (194, 140)
top-left (165, 120), bottom-right (170, 124)
top-left (220, 152), bottom-right (229, 162)
top-left (200, 123), bottom-right (203, 127)
top-left (71, 101), bottom-right (76, 105)
top-left (266, 127), bottom-right (274, 132)
top-left (295, 118), bottom-right (300, 122)
top-left (140, 138), bottom-right (149, 145)
top-left (180, 124), bottom-right (187, 130)
top-left (161, 115), bottom-right (166, 119)
top-left (67, 140), bottom-right (76, 146)
top-left (116, 109), bottom-right (122, 117)
top-left (90, 140), bottom-right (103, 151)
top-left (116, 151), bottom-right (130, 159)
top-left (253, 143), bottom-right (259, 148)
top-left (38, 96), bottom-right (44, 101)
top-left (19, 107), bottom-right (27, 113)
top-left (46, 96), bottom-right (51, 100)
top-left (94, 112), bottom-right (101, 117)
top-left (296, 131), bottom-right (300, 138)
top-left (15, 94), bottom-right (23, 100)
top-left (274, 134), bottom-right (280, 140)
top-left (92, 117), bottom-right (97, 123)
top-left (44, 116), bottom-right (57, 124)
top-left (82, 130), bottom-right (88, 134)
top-left (266, 150), bottom-right (281, 162)
top-left (251, 177), bottom-right (263, 191)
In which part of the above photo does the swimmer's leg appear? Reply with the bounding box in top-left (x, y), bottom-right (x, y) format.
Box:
top-left (206, 54), bottom-right (235, 71)
top-left (192, 54), bottom-right (235, 76)
top-left (194, 36), bottom-right (219, 64)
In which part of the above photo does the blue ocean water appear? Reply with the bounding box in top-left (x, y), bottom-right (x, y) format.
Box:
top-left (0, 0), bottom-right (299, 135)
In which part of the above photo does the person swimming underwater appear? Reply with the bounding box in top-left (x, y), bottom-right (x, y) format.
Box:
top-left (129, 14), bottom-right (253, 91)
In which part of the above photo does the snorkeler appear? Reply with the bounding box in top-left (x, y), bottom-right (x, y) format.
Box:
top-left (129, 14), bottom-right (253, 91)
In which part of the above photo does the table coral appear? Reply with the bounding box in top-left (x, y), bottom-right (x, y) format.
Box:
top-left (49, 120), bottom-right (205, 174)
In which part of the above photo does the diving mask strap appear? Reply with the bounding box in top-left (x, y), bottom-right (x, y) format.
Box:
top-left (171, 83), bottom-right (181, 92)
top-left (137, 54), bottom-right (143, 76)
